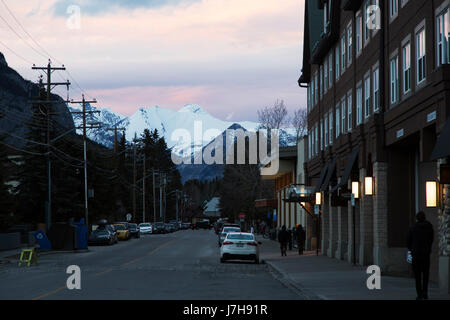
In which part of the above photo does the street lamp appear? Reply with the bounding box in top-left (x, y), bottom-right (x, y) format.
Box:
top-left (426, 181), bottom-right (437, 207)
top-left (315, 192), bottom-right (322, 205)
top-left (364, 177), bottom-right (373, 195)
top-left (352, 181), bottom-right (359, 199)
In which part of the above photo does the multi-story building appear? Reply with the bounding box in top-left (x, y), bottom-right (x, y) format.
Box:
top-left (299, 0), bottom-right (450, 292)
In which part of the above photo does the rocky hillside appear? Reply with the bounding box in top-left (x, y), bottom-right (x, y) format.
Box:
top-left (0, 52), bottom-right (74, 147)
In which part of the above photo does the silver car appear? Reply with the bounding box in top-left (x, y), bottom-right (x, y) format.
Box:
top-left (218, 226), bottom-right (241, 246)
top-left (138, 223), bottom-right (153, 234)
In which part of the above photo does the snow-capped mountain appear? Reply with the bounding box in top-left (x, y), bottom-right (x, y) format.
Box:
top-left (68, 103), bottom-right (265, 152)
top-left (68, 103), bottom-right (297, 182)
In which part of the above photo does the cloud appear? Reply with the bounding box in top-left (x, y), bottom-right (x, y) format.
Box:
top-left (52, 0), bottom-right (200, 16)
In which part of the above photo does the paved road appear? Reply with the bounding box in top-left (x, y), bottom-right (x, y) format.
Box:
top-left (0, 229), bottom-right (301, 300)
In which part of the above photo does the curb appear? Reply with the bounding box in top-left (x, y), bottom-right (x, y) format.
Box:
top-left (262, 258), bottom-right (326, 300)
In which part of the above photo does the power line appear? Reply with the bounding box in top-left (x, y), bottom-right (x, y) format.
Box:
top-left (0, 140), bottom-right (49, 156)
top-left (0, 38), bottom-right (33, 64)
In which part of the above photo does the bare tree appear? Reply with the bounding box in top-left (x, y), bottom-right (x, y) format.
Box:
top-left (291, 107), bottom-right (308, 142)
top-left (257, 99), bottom-right (288, 130)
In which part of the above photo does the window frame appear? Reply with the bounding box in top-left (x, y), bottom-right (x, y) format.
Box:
top-left (415, 22), bottom-right (426, 86)
top-left (356, 83), bottom-right (363, 125)
top-left (347, 90), bottom-right (353, 132)
top-left (402, 37), bottom-right (412, 95)
top-left (364, 74), bottom-right (371, 120)
top-left (390, 53), bottom-right (399, 105)
top-left (372, 65), bottom-right (380, 113)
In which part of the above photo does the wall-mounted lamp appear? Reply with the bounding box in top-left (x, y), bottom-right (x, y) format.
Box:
top-left (300, 202), bottom-right (306, 207)
top-left (365, 177), bottom-right (373, 196)
top-left (352, 181), bottom-right (359, 199)
top-left (426, 181), bottom-right (437, 207)
top-left (315, 192), bottom-right (322, 205)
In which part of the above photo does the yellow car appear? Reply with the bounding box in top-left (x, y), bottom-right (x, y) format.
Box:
top-left (114, 224), bottom-right (130, 240)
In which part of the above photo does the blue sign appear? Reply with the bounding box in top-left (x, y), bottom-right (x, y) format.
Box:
top-left (267, 211), bottom-right (271, 219)
top-left (273, 213), bottom-right (277, 221)
top-left (33, 230), bottom-right (52, 250)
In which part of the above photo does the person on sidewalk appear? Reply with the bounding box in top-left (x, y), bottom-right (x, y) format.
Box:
top-left (407, 211), bottom-right (434, 300)
top-left (296, 224), bottom-right (306, 255)
top-left (278, 225), bottom-right (289, 256)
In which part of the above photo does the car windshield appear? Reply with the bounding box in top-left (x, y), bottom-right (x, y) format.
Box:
top-left (114, 225), bottom-right (125, 230)
top-left (223, 227), bottom-right (240, 233)
top-left (140, 224), bottom-right (150, 227)
top-left (155, 222), bottom-right (163, 226)
top-left (94, 230), bottom-right (109, 235)
top-left (227, 234), bottom-right (254, 241)
top-left (129, 224), bottom-right (137, 228)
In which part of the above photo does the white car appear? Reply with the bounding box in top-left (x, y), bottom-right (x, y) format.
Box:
top-left (220, 232), bottom-right (261, 264)
top-left (138, 223), bottom-right (152, 234)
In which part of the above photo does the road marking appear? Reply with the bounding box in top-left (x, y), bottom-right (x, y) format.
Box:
top-left (148, 238), bottom-right (176, 256)
top-left (32, 286), bottom-right (66, 300)
top-left (94, 268), bottom-right (113, 276)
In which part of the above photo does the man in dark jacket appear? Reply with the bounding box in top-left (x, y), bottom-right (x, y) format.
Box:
top-left (278, 225), bottom-right (289, 256)
top-left (296, 224), bottom-right (306, 255)
top-left (407, 211), bottom-right (434, 300)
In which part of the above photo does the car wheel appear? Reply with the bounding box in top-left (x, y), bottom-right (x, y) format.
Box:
top-left (254, 258), bottom-right (259, 264)
top-left (220, 257), bottom-right (225, 263)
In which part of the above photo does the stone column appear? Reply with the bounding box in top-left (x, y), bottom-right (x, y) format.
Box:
top-left (359, 168), bottom-right (374, 265)
top-left (438, 158), bottom-right (450, 293)
top-left (373, 162), bottom-right (389, 269)
top-left (328, 194), bottom-right (338, 258)
top-left (321, 194), bottom-right (329, 256)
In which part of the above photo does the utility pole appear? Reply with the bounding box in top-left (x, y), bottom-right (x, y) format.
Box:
top-left (153, 169), bottom-right (156, 223)
top-left (133, 140), bottom-right (137, 221)
top-left (142, 153), bottom-right (145, 223)
top-left (69, 95), bottom-right (99, 228)
top-left (159, 172), bottom-right (163, 222)
top-left (31, 61), bottom-right (69, 231)
top-left (106, 125), bottom-right (126, 153)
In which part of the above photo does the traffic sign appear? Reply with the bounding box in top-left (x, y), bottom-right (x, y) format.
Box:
top-left (314, 205), bottom-right (319, 215)
top-left (239, 213), bottom-right (245, 219)
top-left (351, 194), bottom-right (355, 207)
top-left (126, 213), bottom-right (132, 221)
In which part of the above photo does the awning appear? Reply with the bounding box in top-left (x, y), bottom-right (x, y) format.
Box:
top-left (430, 116), bottom-right (450, 160)
top-left (321, 157), bottom-right (336, 192)
top-left (313, 163), bottom-right (328, 193)
top-left (331, 145), bottom-right (359, 193)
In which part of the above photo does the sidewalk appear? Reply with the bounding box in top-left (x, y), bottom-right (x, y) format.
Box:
top-left (258, 236), bottom-right (450, 300)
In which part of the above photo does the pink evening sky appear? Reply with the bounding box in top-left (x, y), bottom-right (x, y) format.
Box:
top-left (0, 0), bottom-right (307, 122)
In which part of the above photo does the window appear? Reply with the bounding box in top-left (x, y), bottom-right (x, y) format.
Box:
top-left (329, 111), bottom-right (333, 145)
top-left (328, 54), bottom-right (333, 87)
top-left (314, 72), bottom-right (319, 104)
top-left (373, 67), bottom-right (380, 112)
top-left (336, 105), bottom-right (340, 138)
top-left (356, 85), bottom-right (362, 125)
top-left (308, 131), bottom-right (311, 159)
top-left (390, 0), bottom-right (398, 19)
top-left (347, 24), bottom-right (353, 65)
top-left (356, 15), bottom-right (362, 54)
top-left (402, 41), bottom-right (411, 93)
top-left (320, 119), bottom-right (324, 151)
top-left (364, 1), bottom-right (370, 44)
top-left (314, 124), bottom-right (318, 155)
top-left (324, 114), bottom-right (329, 147)
top-left (341, 98), bottom-right (346, 134)
top-left (364, 75), bottom-right (371, 119)
top-left (341, 35), bottom-right (346, 73)
top-left (320, 66), bottom-right (324, 99)
top-left (437, 8), bottom-right (450, 66)
top-left (324, 59), bottom-right (328, 93)
top-left (347, 92), bottom-right (353, 131)
top-left (416, 27), bottom-right (426, 84)
top-left (335, 46), bottom-right (340, 80)
top-left (390, 56), bottom-right (399, 104)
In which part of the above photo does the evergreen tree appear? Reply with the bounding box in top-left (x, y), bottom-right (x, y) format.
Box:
top-left (0, 132), bottom-right (14, 231)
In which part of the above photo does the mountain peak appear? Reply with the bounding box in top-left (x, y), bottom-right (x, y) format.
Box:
top-left (178, 104), bottom-right (208, 115)
top-left (0, 52), bottom-right (7, 67)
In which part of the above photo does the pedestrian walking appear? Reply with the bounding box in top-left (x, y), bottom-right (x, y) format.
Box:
top-left (407, 211), bottom-right (434, 300)
top-left (296, 224), bottom-right (306, 255)
top-left (278, 225), bottom-right (289, 256)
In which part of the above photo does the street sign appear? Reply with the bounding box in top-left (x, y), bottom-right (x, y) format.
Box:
top-left (314, 205), bottom-right (319, 215)
top-left (126, 213), bottom-right (132, 221)
top-left (351, 194), bottom-right (355, 207)
top-left (239, 213), bottom-right (245, 219)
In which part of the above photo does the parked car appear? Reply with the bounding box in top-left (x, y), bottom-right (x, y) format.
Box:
top-left (182, 223), bottom-right (191, 230)
top-left (196, 219), bottom-right (211, 229)
top-left (113, 224), bottom-right (130, 240)
top-left (220, 232), bottom-right (261, 264)
top-left (164, 223), bottom-right (175, 233)
top-left (104, 224), bottom-right (118, 243)
top-left (116, 222), bottom-right (129, 230)
top-left (128, 223), bottom-right (140, 238)
top-left (139, 223), bottom-right (152, 234)
top-left (88, 229), bottom-right (115, 245)
top-left (153, 222), bottom-right (166, 234)
top-left (218, 226), bottom-right (241, 246)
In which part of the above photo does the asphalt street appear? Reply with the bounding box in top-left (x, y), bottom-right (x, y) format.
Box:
top-left (0, 229), bottom-right (301, 300)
